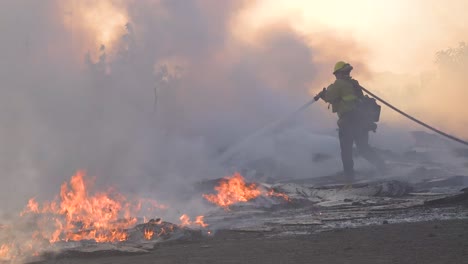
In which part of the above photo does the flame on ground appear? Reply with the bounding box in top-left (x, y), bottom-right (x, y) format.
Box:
top-left (0, 244), bottom-right (12, 260)
top-left (202, 172), bottom-right (289, 209)
top-left (179, 214), bottom-right (208, 228)
top-left (21, 171), bottom-right (138, 243)
top-left (144, 229), bottom-right (154, 240)
top-left (0, 170), bottom-right (208, 261)
top-left (195, 216), bottom-right (208, 228)
top-left (267, 189), bottom-right (291, 201)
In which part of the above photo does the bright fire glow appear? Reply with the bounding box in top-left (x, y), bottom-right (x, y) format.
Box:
top-left (179, 214), bottom-right (191, 227)
top-left (195, 216), bottom-right (208, 228)
top-left (62, 0), bottom-right (128, 55)
top-left (203, 172), bottom-right (289, 209)
top-left (0, 170), bottom-right (211, 261)
top-left (179, 214), bottom-right (208, 228)
top-left (22, 171), bottom-right (138, 243)
top-left (144, 229), bottom-right (154, 240)
top-left (236, 0), bottom-right (468, 73)
top-left (203, 173), bottom-right (262, 209)
top-left (17, 171), bottom-right (205, 243)
top-left (0, 244), bottom-right (12, 260)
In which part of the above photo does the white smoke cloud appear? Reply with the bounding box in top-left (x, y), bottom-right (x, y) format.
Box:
top-left (2, 0), bottom-right (460, 217)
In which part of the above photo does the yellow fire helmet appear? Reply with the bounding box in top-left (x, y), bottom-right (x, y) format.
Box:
top-left (333, 61), bottom-right (351, 74)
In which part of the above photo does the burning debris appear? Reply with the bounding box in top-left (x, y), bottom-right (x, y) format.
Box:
top-left (126, 218), bottom-right (196, 242)
top-left (20, 171), bottom-right (152, 243)
top-left (0, 243), bottom-right (13, 262)
top-left (0, 159), bottom-right (465, 262)
top-left (202, 172), bottom-right (289, 210)
top-left (0, 171), bottom-right (209, 262)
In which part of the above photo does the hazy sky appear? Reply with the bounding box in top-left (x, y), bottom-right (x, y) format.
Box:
top-left (47, 0), bottom-right (468, 74)
top-left (239, 0), bottom-right (468, 73)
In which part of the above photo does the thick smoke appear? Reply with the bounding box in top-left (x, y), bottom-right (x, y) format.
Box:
top-left (363, 43), bottom-right (468, 137)
top-left (2, 0), bottom-right (464, 220)
top-left (242, 0), bottom-right (468, 137)
top-left (0, 0), bottom-right (346, 215)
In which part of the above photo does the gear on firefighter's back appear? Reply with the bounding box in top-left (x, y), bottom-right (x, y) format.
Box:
top-left (321, 64), bottom-right (380, 132)
top-left (322, 77), bottom-right (359, 118)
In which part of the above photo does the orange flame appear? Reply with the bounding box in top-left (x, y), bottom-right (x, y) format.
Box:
top-left (21, 198), bottom-right (40, 216)
top-left (0, 244), bottom-right (12, 260)
top-left (195, 216), bottom-right (208, 228)
top-left (179, 214), bottom-right (191, 227)
top-left (21, 171), bottom-right (140, 243)
top-left (202, 172), bottom-right (262, 209)
top-left (144, 229), bottom-right (154, 240)
top-left (1, 170), bottom-right (208, 261)
top-left (179, 214), bottom-right (208, 228)
top-left (203, 172), bottom-right (289, 209)
top-left (19, 171), bottom-right (206, 244)
top-left (267, 189), bottom-right (291, 202)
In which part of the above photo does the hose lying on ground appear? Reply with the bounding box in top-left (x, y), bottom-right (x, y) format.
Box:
top-left (360, 86), bottom-right (468, 147)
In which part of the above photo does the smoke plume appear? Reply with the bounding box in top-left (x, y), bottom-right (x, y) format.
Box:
top-left (0, 0), bottom-right (466, 218)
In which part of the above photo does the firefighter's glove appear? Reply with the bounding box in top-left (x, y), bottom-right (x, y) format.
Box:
top-left (314, 88), bottom-right (327, 101)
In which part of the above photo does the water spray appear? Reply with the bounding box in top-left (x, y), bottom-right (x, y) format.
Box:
top-left (217, 97), bottom-right (318, 164)
top-left (219, 84), bottom-right (468, 165)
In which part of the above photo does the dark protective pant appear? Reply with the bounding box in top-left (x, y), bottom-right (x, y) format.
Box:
top-left (338, 112), bottom-right (386, 180)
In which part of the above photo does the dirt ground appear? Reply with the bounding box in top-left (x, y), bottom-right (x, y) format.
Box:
top-left (38, 219), bottom-right (468, 264)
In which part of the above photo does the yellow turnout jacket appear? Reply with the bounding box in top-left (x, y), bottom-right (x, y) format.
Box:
top-left (323, 76), bottom-right (363, 119)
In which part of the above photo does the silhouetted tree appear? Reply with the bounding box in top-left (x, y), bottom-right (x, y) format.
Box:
top-left (435, 42), bottom-right (468, 79)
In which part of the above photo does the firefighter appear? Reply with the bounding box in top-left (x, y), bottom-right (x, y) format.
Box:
top-left (317, 61), bottom-right (386, 182)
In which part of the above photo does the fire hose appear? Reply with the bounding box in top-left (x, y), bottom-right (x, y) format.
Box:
top-left (355, 86), bottom-right (468, 147)
top-left (219, 85), bottom-right (468, 164)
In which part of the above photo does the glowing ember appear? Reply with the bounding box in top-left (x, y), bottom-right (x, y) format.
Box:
top-left (203, 172), bottom-right (289, 209)
top-left (267, 189), bottom-right (291, 202)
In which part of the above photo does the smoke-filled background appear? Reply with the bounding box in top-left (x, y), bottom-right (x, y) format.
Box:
top-left (0, 0), bottom-right (466, 216)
